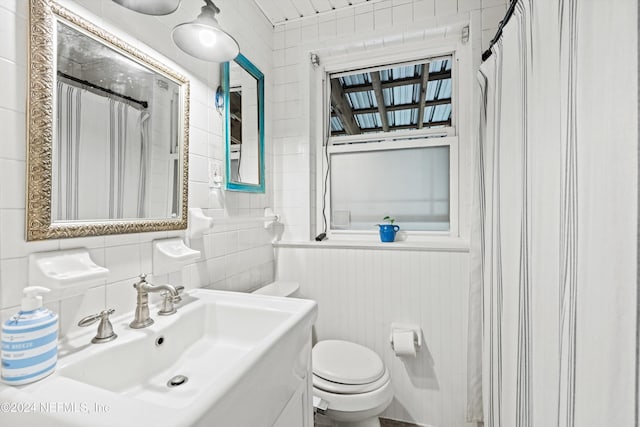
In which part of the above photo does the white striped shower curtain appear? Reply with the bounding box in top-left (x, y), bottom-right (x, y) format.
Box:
top-left (468, 1), bottom-right (638, 426)
top-left (53, 81), bottom-right (149, 221)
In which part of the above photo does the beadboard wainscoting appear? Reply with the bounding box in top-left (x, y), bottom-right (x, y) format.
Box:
top-left (276, 245), bottom-right (472, 427)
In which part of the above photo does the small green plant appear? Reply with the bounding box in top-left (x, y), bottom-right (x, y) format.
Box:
top-left (382, 216), bottom-right (395, 225)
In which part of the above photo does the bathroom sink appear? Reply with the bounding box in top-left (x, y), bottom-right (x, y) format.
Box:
top-left (0, 289), bottom-right (317, 427)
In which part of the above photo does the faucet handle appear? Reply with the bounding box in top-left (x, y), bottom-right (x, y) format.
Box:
top-left (78, 309), bottom-right (117, 344)
top-left (158, 286), bottom-right (184, 316)
top-left (160, 285), bottom-right (184, 301)
top-left (133, 274), bottom-right (148, 289)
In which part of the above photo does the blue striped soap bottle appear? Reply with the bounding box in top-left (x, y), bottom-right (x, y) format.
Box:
top-left (1, 286), bottom-right (58, 385)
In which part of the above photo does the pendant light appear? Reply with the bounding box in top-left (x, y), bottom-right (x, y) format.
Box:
top-left (112, 0), bottom-right (181, 16)
top-left (172, 0), bottom-right (239, 62)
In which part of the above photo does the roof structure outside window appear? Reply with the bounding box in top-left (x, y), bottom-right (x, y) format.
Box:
top-left (329, 56), bottom-right (453, 136)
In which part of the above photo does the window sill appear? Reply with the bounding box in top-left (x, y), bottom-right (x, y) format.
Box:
top-left (273, 238), bottom-right (470, 253)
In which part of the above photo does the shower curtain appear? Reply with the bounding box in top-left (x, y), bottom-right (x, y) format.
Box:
top-left (54, 81), bottom-right (149, 221)
top-left (468, 1), bottom-right (638, 426)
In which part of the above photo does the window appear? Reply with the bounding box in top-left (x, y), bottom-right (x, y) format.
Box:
top-left (324, 55), bottom-right (457, 235)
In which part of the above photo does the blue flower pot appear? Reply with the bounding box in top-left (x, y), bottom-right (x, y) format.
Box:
top-left (378, 224), bottom-right (400, 242)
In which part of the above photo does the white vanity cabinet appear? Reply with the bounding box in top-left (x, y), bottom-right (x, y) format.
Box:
top-left (272, 349), bottom-right (314, 427)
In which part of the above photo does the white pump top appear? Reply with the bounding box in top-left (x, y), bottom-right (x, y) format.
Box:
top-left (21, 286), bottom-right (50, 311)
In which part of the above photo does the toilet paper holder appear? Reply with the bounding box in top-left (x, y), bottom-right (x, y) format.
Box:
top-left (389, 323), bottom-right (422, 351)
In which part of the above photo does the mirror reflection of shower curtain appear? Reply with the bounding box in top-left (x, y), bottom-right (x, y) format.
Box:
top-left (54, 81), bottom-right (148, 221)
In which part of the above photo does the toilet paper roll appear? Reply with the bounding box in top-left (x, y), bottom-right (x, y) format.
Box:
top-left (392, 330), bottom-right (416, 357)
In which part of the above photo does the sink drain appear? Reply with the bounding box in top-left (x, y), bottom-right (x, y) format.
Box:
top-left (167, 375), bottom-right (188, 388)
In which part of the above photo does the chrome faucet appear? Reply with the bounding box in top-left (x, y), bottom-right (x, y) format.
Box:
top-left (158, 285), bottom-right (185, 316)
top-left (129, 274), bottom-right (179, 329)
top-left (78, 309), bottom-right (117, 344)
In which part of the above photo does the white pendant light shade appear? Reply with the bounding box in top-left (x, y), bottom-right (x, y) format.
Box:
top-left (112, 0), bottom-right (181, 15)
top-left (172, 1), bottom-right (239, 62)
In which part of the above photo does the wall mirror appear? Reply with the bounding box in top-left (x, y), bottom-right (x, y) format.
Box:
top-left (27, 0), bottom-right (190, 240)
top-left (223, 53), bottom-right (265, 193)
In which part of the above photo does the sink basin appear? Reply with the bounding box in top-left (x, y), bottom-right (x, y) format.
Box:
top-left (0, 289), bottom-right (317, 426)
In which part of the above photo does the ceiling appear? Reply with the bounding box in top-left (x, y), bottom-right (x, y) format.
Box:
top-left (252, 0), bottom-right (384, 26)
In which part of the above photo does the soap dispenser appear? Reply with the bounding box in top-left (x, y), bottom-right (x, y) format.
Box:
top-left (1, 286), bottom-right (59, 385)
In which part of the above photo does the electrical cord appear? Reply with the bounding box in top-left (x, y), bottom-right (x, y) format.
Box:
top-left (316, 76), bottom-right (330, 241)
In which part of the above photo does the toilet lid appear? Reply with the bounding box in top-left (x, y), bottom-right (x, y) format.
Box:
top-left (312, 340), bottom-right (385, 385)
top-left (313, 368), bottom-right (390, 394)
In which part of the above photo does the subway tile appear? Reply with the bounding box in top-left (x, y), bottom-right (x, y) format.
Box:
top-left (105, 278), bottom-right (137, 316)
top-left (273, 48), bottom-right (286, 68)
top-left (0, 7), bottom-right (26, 66)
top-left (412, 0), bottom-right (436, 19)
top-left (189, 99), bottom-right (209, 132)
top-left (59, 285), bottom-right (106, 337)
top-left (189, 154), bottom-right (209, 183)
top-left (284, 46), bottom-right (301, 65)
top-left (0, 159), bottom-right (25, 209)
top-left (104, 244), bottom-right (142, 283)
top-left (301, 22), bottom-right (319, 44)
top-left (392, 3), bottom-right (413, 25)
top-left (337, 14), bottom-right (356, 37)
top-left (0, 209), bottom-right (59, 259)
top-left (103, 233), bottom-right (140, 247)
top-left (355, 9), bottom-right (374, 33)
top-left (206, 256), bottom-right (226, 284)
top-left (273, 27), bottom-right (285, 50)
top-left (318, 18), bottom-right (337, 40)
top-left (139, 242), bottom-right (153, 275)
top-left (458, 0), bottom-right (481, 12)
top-left (224, 253), bottom-right (241, 278)
top-left (188, 181), bottom-right (210, 208)
top-left (0, 108), bottom-right (25, 161)
top-left (58, 235), bottom-right (106, 250)
top-left (189, 127), bottom-right (209, 157)
top-left (374, 5), bottom-right (393, 30)
top-left (0, 0), bottom-right (17, 13)
top-left (0, 257), bottom-right (27, 309)
top-left (435, 0), bottom-right (458, 16)
top-left (184, 261), bottom-right (207, 291)
top-left (0, 59), bottom-right (25, 112)
top-left (285, 25), bottom-right (302, 48)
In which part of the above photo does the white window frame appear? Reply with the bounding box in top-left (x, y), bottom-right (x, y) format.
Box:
top-left (327, 136), bottom-right (458, 238)
top-left (314, 40), bottom-right (466, 243)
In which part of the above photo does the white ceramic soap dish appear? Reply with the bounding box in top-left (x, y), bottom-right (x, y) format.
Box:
top-left (29, 248), bottom-right (109, 298)
top-left (152, 238), bottom-right (201, 275)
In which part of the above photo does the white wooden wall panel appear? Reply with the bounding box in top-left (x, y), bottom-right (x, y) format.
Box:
top-left (276, 247), bottom-right (473, 426)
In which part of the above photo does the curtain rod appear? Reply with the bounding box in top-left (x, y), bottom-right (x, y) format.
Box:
top-left (57, 71), bottom-right (149, 109)
top-left (481, 0), bottom-right (518, 61)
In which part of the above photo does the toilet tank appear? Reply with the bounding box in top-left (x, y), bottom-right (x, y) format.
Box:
top-left (252, 281), bottom-right (300, 297)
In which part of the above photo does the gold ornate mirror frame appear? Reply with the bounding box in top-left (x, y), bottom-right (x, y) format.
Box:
top-left (27, 0), bottom-right (190, 241)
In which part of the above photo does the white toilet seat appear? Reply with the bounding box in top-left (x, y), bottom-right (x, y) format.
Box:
top-left (313, 368), bottom-right (390, 394)
top-left (312, 339), bottom-right (393, 417)
top-left (313, 339), bottom-right (385, 384)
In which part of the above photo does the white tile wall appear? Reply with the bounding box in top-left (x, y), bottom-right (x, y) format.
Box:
top-left (0, 0), bottom-right (275, 337)
top-left (272, 0), bottom-right (507, 242)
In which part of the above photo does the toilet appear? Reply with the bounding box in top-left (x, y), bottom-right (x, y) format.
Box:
top-left (252, 281), bottom-right (393, 427)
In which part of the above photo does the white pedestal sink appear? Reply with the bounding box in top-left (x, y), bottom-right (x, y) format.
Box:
top-left (0, 289), bottom-right (318, 427)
